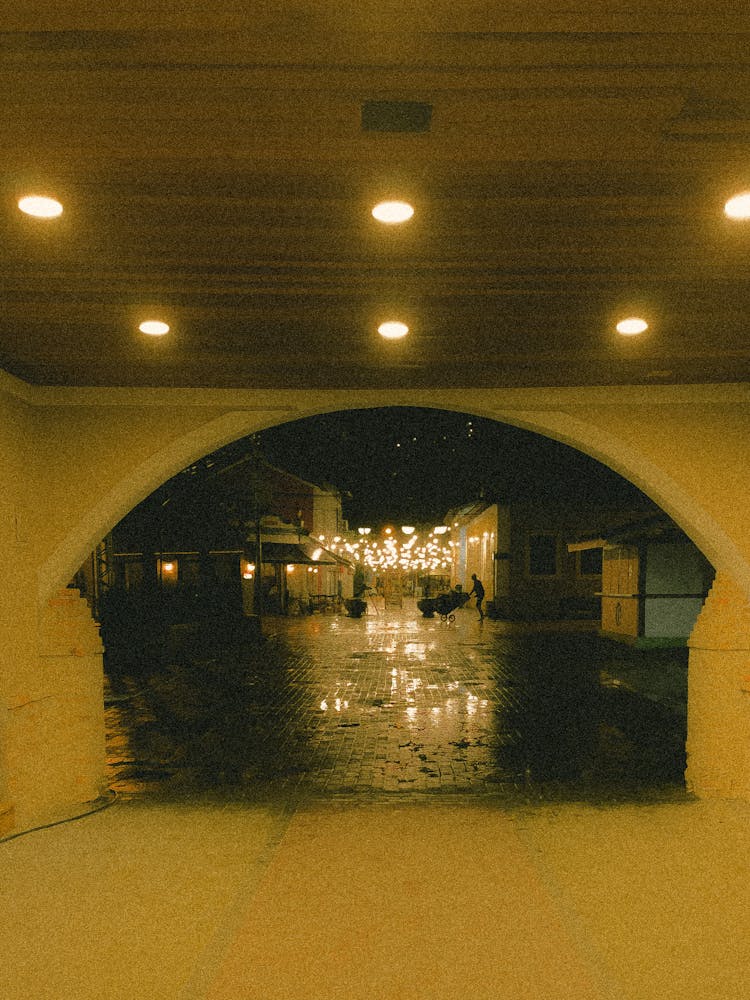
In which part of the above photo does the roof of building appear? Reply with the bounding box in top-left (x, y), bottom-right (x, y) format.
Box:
top-left (243, 541), bottom-right (343, 565)
top-left (568, 512), bottom-right (691, 551)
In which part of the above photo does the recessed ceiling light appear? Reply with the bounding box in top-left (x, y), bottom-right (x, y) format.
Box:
top-left (378, 321), bottom-right (409, 339)
top-left (616, 317), bottom-right (648, 335)
top-left (372, 201), bottom-right (414, 224)
top-left (139, 320), bottom-right (170, 336)
top-left (724, 192), bottom-right (750, 219)
top-left (18, 195), bottom-right (63, 218)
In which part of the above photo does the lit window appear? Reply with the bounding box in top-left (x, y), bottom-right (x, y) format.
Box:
top-left (158, 558), bottom-right (178, 582)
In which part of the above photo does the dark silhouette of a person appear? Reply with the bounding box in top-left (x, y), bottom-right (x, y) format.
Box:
top-left (468, 573), bottom-right (485, 620)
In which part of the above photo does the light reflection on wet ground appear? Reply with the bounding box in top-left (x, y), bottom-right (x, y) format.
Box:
top-left (104, 606), bottom-right (688, 803)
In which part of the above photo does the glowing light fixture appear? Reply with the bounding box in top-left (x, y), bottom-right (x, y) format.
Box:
top-left (724, 192), bottom-right (750, 219)
top-left (433, 525), bottom-right (449, 534)
top-left (401, 526), bottom-right (415, 535)
top-left (18, 195), bottom-right (63, 218)
top-left (139, 320), bottom-right (170, 336)
top-left (378, 321), bottom-right (409, 340)
top-left (372, 200), bottom-right (414, 224)
top-left (616, 317), bottom-right (648, 336)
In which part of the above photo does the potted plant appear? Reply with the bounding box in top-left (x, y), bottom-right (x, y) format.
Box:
top-left (344, 597), bottom-right (368, 618)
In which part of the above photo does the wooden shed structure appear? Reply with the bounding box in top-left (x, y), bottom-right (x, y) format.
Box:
top-left (569, 514), bottom-right (714, 647)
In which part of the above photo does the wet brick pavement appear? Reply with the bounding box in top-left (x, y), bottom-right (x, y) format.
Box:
top-left (270, 607), bottom-right (506, 792)
top-left (105, 600), bottom-right (687, 799)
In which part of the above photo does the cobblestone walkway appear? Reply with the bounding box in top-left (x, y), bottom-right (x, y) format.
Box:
top-left (265, 603), bottom-right (509, 792)
top-left (106, 601), bottom-right (686, 799)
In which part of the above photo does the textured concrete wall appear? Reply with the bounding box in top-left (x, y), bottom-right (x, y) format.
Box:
top-left (7, 590), bottom-right (106, 830)
top-left (2, 378), bottom-right (750, 829)
top-left (0, 376), bottom-right (39, 833)
top-left (687, 573), bottom-right (750, 799)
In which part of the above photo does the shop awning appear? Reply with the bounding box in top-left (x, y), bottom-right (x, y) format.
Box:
top-left (567, 538), bottom-right (607, 552)
top-left (244, 542), bottom-right (338, 565)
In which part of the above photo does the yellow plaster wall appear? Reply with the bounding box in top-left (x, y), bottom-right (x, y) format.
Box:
top-left (462, 505), bottom-right (497, 600)
top-left (22, 383), bottom-right (750, 604)
top-left (0, 378), bottom-right (39, 826)
top-left (2, 378), bottom-right (750, 824)
top-left (2, 608), bottom-right (105, 833)
top-left (687, 573), bottom-right (750, 798)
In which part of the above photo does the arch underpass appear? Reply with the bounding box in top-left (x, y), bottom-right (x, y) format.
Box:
top-left (2, 377), bottom-right (750, 836)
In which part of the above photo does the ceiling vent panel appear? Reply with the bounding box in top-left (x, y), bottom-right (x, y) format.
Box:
top-left (361, 100), bottom-right (432, 133)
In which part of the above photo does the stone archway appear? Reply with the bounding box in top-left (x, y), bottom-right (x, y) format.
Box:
top-left (38, 392), bottom-right (750, 604)
top-left (3, 381), bottom-right (750, 834)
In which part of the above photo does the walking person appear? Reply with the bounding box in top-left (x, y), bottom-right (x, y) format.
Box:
top-left (467, 573), bottom-right (485, 621)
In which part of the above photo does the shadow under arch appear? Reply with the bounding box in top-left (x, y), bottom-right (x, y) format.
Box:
top-left (38, 393), bottom-right (748, 604)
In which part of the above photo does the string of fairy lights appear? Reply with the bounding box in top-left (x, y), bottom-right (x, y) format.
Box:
top-left (318, 525), bottom-right (454, 574)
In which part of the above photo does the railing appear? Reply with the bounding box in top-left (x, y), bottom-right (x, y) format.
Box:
top-left (288, 594), bottom-right (343, 615)
top-left (307, 594), bottom-right (343, 614)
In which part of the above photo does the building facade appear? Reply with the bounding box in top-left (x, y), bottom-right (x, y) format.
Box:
top-left (77, 459), bottom-right (353, 620)
top-left (449, 501), bottom-right (611, 621)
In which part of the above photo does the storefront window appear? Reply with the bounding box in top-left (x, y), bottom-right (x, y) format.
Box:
top-left (528, 533), bottom-right (558, 576)
top-left (578, 547), bottom-right (603, 576)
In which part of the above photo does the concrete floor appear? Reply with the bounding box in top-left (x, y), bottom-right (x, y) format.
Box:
top-left (2, 793), bottom-right (750, 999)
top-left (3, 605), bottom-right (735, 998)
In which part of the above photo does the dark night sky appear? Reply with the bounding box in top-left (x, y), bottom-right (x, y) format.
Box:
top-left (256, 407), bottom-right (652, 528)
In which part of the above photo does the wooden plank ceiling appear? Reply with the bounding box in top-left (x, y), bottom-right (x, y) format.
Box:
top-left (1, 3), bottom-right (750, 388)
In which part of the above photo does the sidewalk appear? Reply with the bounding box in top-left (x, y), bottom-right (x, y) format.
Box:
top-left (2, 793), bottom-right (750, 999)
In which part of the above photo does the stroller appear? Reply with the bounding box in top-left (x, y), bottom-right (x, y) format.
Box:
top-left (417, 588), bottom-right (470, 622)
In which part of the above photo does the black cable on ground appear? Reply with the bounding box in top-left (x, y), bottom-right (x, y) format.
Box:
top-left (0, 790), bottom-right (118, 844)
